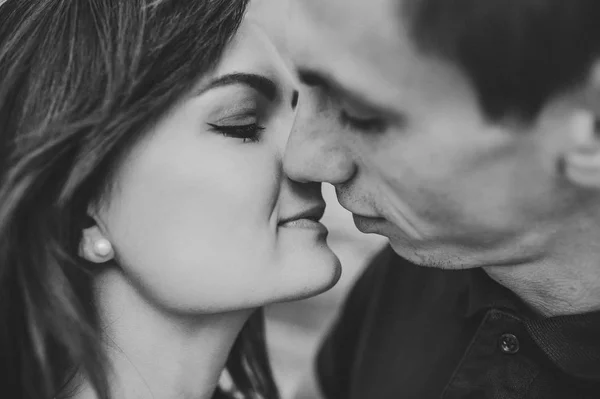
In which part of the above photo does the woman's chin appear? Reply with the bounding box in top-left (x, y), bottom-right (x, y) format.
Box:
top-left (272, 249), bottom-right (342, 303)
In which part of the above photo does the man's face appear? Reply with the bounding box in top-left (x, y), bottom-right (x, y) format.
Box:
top-left (284, 0), bottom-right (585, 269)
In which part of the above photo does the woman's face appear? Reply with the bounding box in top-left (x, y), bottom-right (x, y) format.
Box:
top-left (91, 22), bottom-right (341, 313)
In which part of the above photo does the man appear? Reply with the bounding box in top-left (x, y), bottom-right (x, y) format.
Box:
top-left (282, 0), bottom-right (600, 398)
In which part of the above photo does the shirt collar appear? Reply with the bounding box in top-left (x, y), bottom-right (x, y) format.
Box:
top-left (525, 311), bottom-right (600, 382)
top-left (466, 268), bottom-right (600, 382)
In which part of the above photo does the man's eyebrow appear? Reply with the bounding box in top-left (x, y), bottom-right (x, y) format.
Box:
top-left (297, 68), bottom-right (332, 90)
top-left (195, 73), bottom-right (278, 101)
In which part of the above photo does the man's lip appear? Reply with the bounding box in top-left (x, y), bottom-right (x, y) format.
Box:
top-left (352, 213), bottom-right (386, 233)
top-left (352, 213), bottom-right (386, 225)
top-left (336, 198), bottom-right (380, 220)
top-left (278, 204), bottom-right (326, 225)
top-left (341, 205), bottom-right (382, 220)
top-left (351, 213), bottom-right (383, 220)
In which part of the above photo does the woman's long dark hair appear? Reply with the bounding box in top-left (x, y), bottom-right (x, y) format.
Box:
top-left (0, 1), bottom-right (280, 398)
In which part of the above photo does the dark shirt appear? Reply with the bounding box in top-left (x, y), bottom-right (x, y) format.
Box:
top-left (317, 246), bottom-right (600, 399)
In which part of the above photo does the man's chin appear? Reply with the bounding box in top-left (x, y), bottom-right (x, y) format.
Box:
top-left (388, 238), bottom-right (482, 270)
top-left (387, 236), bottom-right (423, 260)
top-left (351, 214), bottom-right (461, 268)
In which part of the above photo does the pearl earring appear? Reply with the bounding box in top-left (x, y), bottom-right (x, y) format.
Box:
top-left (93, 238), bottom-right (113, 258)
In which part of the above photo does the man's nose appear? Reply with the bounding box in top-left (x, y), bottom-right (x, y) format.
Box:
top-left (284, 108), bottom-right (357, 185)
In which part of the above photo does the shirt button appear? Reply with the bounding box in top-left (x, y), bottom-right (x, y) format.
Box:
top-left (499, 333), bottom-right (520, 354)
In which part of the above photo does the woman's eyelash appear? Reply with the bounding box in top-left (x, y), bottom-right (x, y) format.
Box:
top-left (207, 123), bottom-right (265, 143)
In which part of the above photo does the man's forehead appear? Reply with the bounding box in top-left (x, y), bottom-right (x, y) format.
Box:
top-left (286, 0), bottom-right (431, 110)
top-left (291, 0), bottom-right (403, 44)
top-left (297, 0), bottom-right (390, 23)
top-left (287, 0), bottom-right (409, 76)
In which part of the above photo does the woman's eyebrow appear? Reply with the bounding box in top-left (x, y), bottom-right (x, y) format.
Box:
top-left (196, 73), bottom-right (278, 101)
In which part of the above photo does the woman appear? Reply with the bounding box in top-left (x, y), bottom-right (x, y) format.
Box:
top-left (0, 1), bottom-right (341, 398)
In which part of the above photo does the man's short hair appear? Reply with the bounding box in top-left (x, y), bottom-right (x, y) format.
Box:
top-left (403, 0), bottom-right (600, 122)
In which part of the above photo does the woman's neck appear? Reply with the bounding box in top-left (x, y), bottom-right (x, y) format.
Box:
top-left (74, 268), bottom-right (252, 399)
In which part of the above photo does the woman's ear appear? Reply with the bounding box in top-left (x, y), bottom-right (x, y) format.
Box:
top-left (79, 224), bottom-right (114, 264)
top-left (562, 61), bottom-right (600, 188)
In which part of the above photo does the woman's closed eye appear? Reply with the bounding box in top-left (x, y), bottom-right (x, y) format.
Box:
top-left (207, 112), bottom-right (265, 144)
top-left (207, 122), bottom-right (265, 143)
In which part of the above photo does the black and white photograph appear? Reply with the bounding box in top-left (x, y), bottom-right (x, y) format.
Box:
top-left (0, 0), bottom-right (599, 398)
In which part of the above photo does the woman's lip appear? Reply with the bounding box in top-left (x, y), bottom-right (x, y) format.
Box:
top-left (278, 205), bottom-right (326, 225)
top-left (278, 218), bottom-right (328, 233)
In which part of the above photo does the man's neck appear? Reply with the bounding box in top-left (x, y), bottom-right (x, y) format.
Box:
top-left (484, 239), bottom-right (600, 318)
top-left (73, 269), bottom-right (252, 399)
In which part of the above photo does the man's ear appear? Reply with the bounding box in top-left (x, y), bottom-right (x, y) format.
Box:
top-left (79, 222), bottom-right (114, 264)
top-left (562, 60), bottom-right (600, 188)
